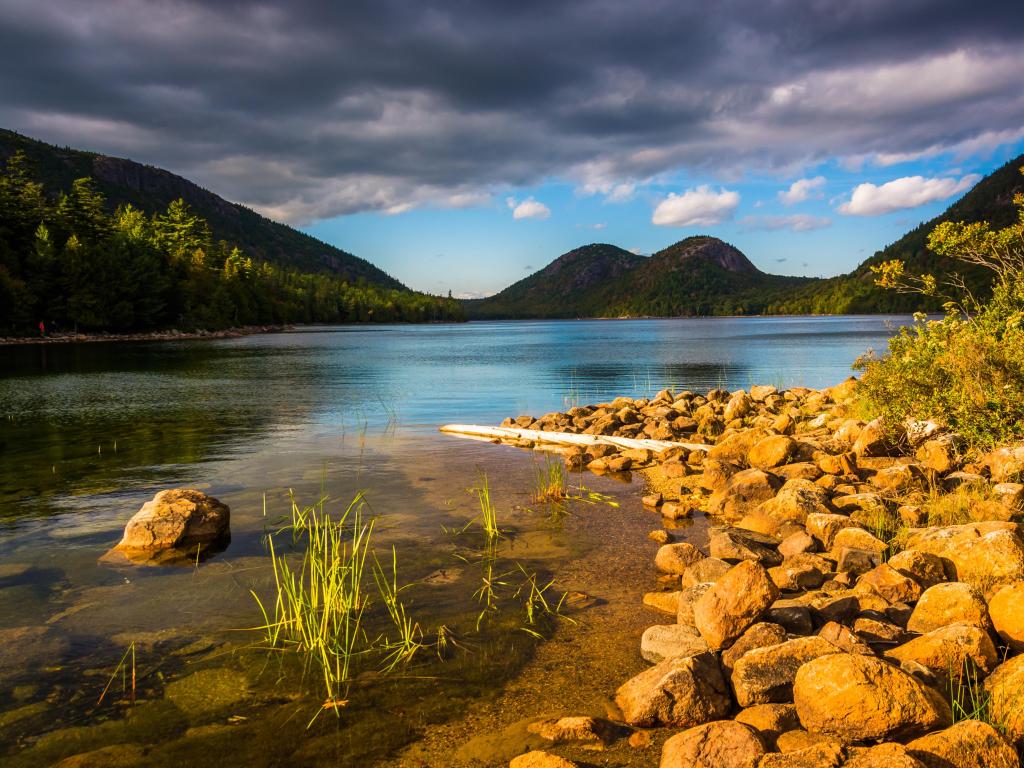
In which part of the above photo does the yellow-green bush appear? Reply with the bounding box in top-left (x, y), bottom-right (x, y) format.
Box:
top-left (856, 169), bottom-right (1024, 450)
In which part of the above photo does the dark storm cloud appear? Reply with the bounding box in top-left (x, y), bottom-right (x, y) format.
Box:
top-left (1, 0), bottom-right (1023, 222)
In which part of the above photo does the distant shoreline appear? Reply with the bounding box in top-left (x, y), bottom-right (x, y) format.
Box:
top-left (0, 325), bottom-right (289, 347)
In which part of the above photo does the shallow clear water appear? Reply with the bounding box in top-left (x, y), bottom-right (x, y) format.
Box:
top-left (0, 316), bottom-right (904, 766)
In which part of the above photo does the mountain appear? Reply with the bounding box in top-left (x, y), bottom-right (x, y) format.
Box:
top-left (466, 236), bottom-right (816, 318)
top-left (0, 128), bottom-right (403, 289)
top-left (463, 243), bottom-right (645, 318)
top-left (770, 153), bottom-right (1024, 314)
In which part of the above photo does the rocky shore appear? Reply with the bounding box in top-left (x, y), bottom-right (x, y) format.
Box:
top-left (499, 379), bottom-right (1024, 767)
top-left (0, 324), bottom-right (287, 346)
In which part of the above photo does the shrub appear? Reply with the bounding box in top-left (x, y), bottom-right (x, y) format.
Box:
top-left (856, 168), bottom-right (1024, 450)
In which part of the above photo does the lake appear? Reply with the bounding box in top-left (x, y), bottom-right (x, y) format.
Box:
top-left (0, 316), bottom-right (902, 767)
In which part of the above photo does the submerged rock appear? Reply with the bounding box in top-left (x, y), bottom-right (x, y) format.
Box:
top-left (102, 489), bottom-right (230, 566)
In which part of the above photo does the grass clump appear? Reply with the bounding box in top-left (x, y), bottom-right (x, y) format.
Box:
top-left (856, 168), bottom-right (1024, 450)
top-left (251, 492), bottom-right (423, 719)
top-left (532, 457), bottom-right (568, 503)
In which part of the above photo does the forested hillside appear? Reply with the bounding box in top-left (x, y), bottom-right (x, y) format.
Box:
top-left (0, 152), bottom-right (463, 334)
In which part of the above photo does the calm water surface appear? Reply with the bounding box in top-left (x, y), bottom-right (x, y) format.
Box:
top-left (0, 316), bottom-right (903, 766)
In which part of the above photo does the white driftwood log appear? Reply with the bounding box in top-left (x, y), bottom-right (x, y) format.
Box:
top-left (439, 424), bottom-right (712, 453)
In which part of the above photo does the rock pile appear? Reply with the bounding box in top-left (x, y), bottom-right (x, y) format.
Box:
top-left (503, 378), bottom-right (1024, 767)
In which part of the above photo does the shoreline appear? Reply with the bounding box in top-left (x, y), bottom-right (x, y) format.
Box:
top-left (463, 380), bottom-right (1024, 767)
top-left (0, 325), bottom-right (291, 347)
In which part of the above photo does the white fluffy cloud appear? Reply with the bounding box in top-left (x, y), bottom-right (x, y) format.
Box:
top-left (651, 185), bottom-right (740, 227)
top-left (740, 214), bottom-right (831, 232)
top-left (779, 176), bottom-right (826, 205)
top-left (837, 174), bottom-right (981, 216)
top-left (506, 196), bottom-right (551, 220)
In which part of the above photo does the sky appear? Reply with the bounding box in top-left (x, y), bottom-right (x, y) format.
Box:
top-left (2, 1), bottom-right (1024, 297)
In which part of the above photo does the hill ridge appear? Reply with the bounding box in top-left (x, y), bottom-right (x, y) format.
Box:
top-left (0, 128), bottom-right (403, 289)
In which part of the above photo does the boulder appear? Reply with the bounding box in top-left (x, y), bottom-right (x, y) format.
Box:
top-left (993, 483), bottom-right (1024, 513)
top-left (677, 583), bottom-right (714, 626)
top-left (734, 703), bottom-right (798, 747)
top-left (775, 730), bottom-right (843, 754)
top-left (758, 742), bottom-right (845, 767)
top-left (767, 599), bottom-right (814, 635)
top-left (984, 654), bottom-right (1024, 746)
top-left (702, 460), bottom-right (740, 491)
top-left (916, 436), bottom-right (961, 474)
top-left (643, 590), bottom-right (682, 614)
top-left (641, 624), bottom-right (709, 664)
top-left (614, 652), bottom-right (731, 728)
top-left (904, 524), bottom-right (1024, 589)
top-left (682, 557), bottom-right (732, 588)
top-left (757, 480), bottom-right (832, 527)
top-left (806, 514), bottom-right (862, 550)
top-left (769, 554), bottom-right (828, 592)
top-left (102, 489), bottom-right (230, 565)
top-left (844, 743), bottom-right (926, 768)
top-left (907, 583), bottom-right (991, 634)
top-left (709, 429), bottom-right (769, 464)
top-left (885, 623), bottom-right (999, 680)
top-left (774, 463), bottom-right (822, 482)
top-left (721, 621), bottom-right (788, 672)
top-left (832, 527), bottom-right (888, 555)
top-left (527, 716), bottom-right (619, 746)
top-left (817, 621), bottom-right (873, 655)
top-left (724, 392), bottom-right (755, 422)
top-left (852, 616), bottom-right (908, 647)
top-left (856, 564), bottom-right (922, 604)
top-left (660, 720), bottom-right (765, 768)
top-left (983, 446), bottom-right (1024, 483)
top-left (509, 751), bottom-right (578, 768)
top-left (852, 419), bottom-right (892, 457)
top-left (778, 530), bottom-right (818, 558)
top-left (907, 719), bottom-right (1020, 768)
top-left (710, 527), bottom-right (783, 566)
top-left (872, 464), bottom-right (927, 492)
top-left (655, 542), bottom-right (705, 574)
top-left (749, 436), bottom-right (797, 470)
top-left (988, 581), bottom-right (1024, 651)
top-left (694, 561), bottom-right (780, 650)
top-left (888, 550), bottom-right (948, 590)
top-left (708, 469), bottom-right (781, 519)
top-left (793, 653), bottom-right (952, 742)
top-left (731, 636), bottom-right (840, 707)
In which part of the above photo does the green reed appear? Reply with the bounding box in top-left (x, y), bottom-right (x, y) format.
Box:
top-left (532, 457), bottom-right (568, 503)
top-left (473, 471), bottom-right (501, 540)
top-left (96, 641), bottom-right (136, 708)
top-left (252, 491), bottom-right (423, 719)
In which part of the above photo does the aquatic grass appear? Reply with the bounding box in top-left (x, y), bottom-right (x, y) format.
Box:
top-left (374, 545), bottom-right (423, 671)
top-left (251, 491), bottom-right (425, 720)
top-left (472, 471), bottom-right (501, 540)
top-left (532, 457), bottom-right (568, 504)
top-left (96, 641), bottom-right (136, 708)
top-left (512, 564), bottom-right (570, 638)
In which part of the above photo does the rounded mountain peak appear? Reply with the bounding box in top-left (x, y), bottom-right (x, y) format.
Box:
top-left (652, 236), bottom-right (760, 274)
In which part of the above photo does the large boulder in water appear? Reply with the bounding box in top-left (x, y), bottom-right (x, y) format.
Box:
top-left (102, 489), bottom-right (230, 565)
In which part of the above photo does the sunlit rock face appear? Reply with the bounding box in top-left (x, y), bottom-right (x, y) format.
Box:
top-left (101, 488), bottom-right (230, 566)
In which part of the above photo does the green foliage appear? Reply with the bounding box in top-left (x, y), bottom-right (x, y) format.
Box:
top-left (856, 168), bottom-right (1024, 449)
top-left (0, 154), bottom-right (464, 333)
top-left (774, 152), bottom-right (1024, 315)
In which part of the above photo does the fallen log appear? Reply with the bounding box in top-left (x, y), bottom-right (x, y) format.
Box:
top-left (439, 424), bottom-right (712, 453)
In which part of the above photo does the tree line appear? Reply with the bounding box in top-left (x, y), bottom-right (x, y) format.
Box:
top-left (0, 152), bottom-right (464, 335)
